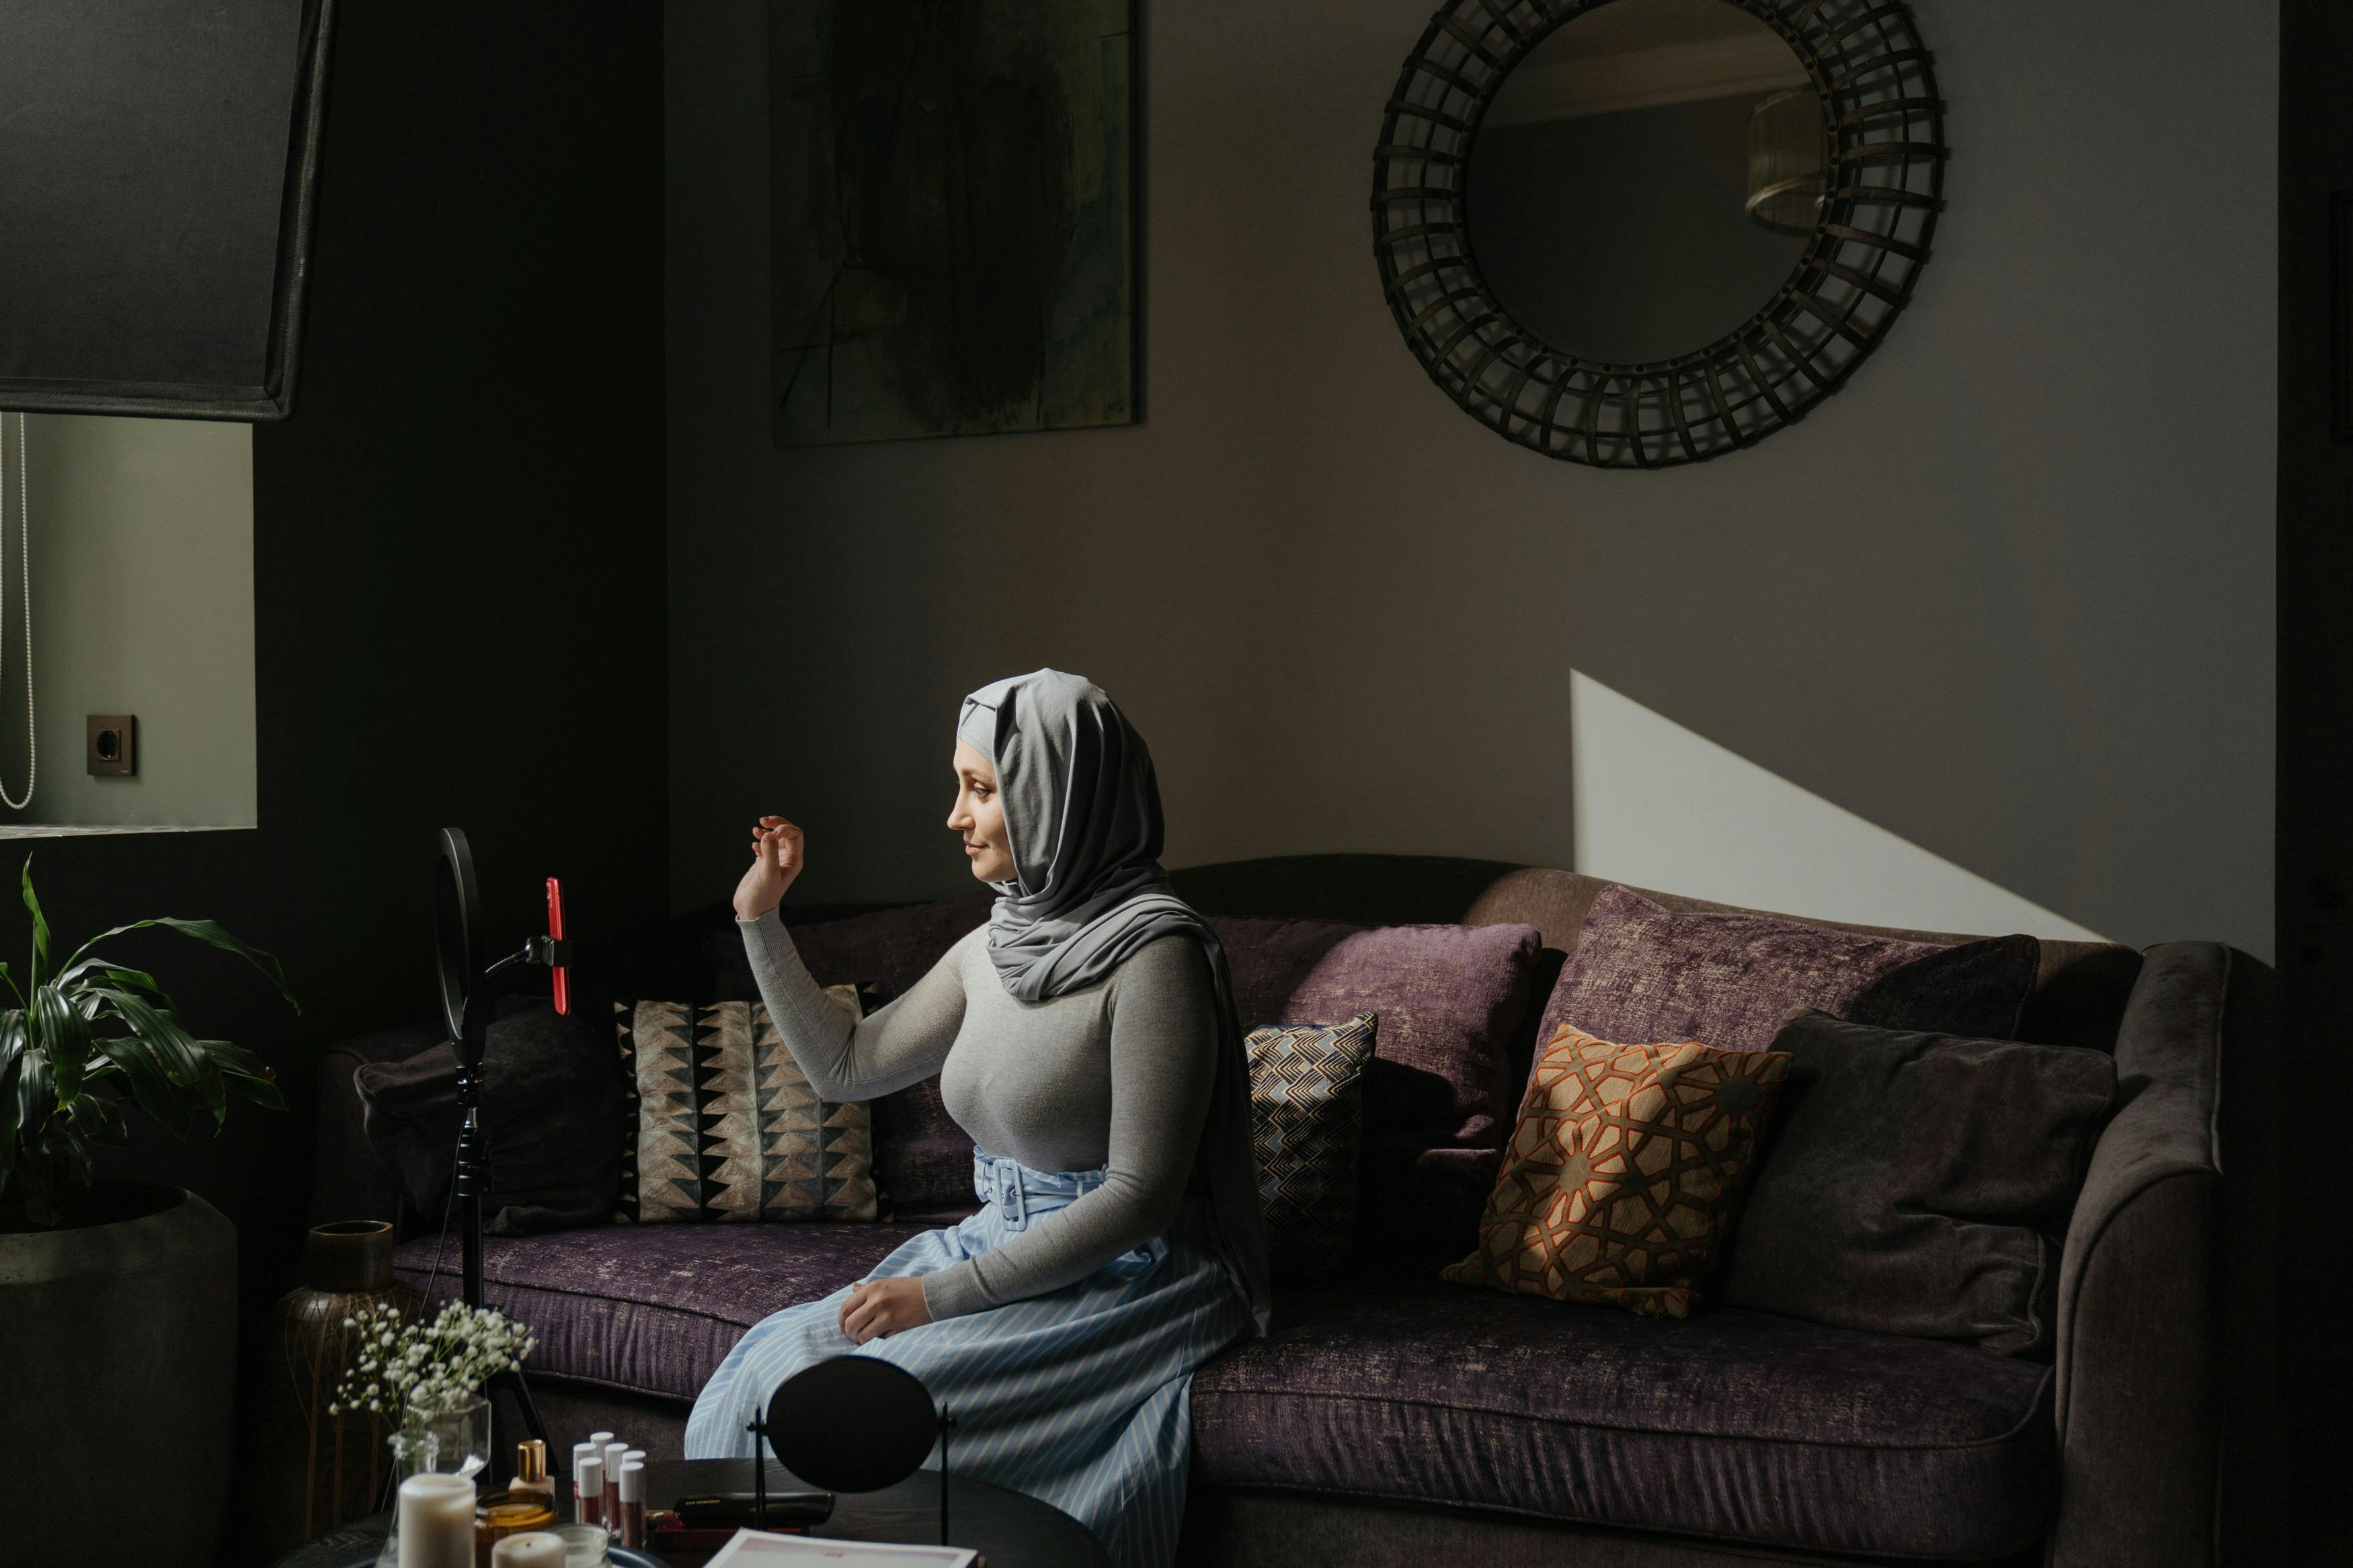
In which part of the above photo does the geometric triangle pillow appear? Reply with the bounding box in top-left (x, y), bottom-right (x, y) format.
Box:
top-left (612, 993), bottom-right (879, 1224)
top-left (1443, 1022), bottom-right (1789, 1317)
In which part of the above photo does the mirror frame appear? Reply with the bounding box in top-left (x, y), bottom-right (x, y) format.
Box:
top-left (1373, 0), bottom-right (1944, 468)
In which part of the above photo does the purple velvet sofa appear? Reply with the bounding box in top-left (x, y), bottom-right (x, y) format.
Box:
top-left (310, 855), bottom-right (2265, 1568)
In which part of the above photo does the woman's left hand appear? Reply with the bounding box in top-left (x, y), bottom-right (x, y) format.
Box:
top-left (840, 1277), bottom-right (932, 1344)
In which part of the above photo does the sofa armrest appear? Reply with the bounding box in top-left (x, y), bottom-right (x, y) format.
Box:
top-left (310, 1021), bottom-right (444, 1228)
top-left (2046, 942), bottom-right (2235, 1568)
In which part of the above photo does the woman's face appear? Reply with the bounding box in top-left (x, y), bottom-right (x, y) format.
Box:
top-left (949, 741), bottom-right (1016, 883)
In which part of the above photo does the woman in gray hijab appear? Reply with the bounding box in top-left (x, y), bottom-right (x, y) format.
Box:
top-left (684, 669), bottom-right (1267, 1568)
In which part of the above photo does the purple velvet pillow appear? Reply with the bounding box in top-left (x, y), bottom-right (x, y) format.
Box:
top-left (1536, 885), bottom-right (2040, 1057)
top-left (783, 900), bottom-right (991, 1224)
top-left (1212, 916), bottom-right (1544, 1273)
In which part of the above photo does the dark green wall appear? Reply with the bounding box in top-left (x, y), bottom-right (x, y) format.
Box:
top-left (0, 0), bottom-right (667, 1340)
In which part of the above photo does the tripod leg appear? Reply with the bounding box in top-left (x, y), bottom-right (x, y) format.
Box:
top-left (491, 1364), bottom-right (549, 1448)
top-left (939, 1409), bottom-right (955, 1544)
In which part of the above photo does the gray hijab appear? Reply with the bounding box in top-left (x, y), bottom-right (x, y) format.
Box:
top-left (957, 669), bottom-right (1271, 1331)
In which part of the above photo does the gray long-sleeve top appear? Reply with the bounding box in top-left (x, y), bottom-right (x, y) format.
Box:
top-left (738, 909), bottom-right (1220, 1321)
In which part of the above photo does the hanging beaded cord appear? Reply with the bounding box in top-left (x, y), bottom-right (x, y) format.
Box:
top-left (0, 413), bottom-right (33, 810)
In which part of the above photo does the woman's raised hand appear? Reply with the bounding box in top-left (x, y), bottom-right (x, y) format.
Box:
top-left (732, 815), bottom-right (805, 921)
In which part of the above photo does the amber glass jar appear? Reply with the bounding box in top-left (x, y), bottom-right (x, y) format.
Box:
top-left (475, 1493), bottom-right (561, 1567)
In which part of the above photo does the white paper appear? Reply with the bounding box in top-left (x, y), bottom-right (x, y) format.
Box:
top-left (704, 1528), bottom-right (979, 1568)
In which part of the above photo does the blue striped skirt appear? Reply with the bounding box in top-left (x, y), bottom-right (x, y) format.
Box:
top-left (684, 1153), bottom-right (1254, 1568)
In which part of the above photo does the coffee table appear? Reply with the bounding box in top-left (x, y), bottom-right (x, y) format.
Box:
top-left (271, 1457), bottom-right (1109, 1568)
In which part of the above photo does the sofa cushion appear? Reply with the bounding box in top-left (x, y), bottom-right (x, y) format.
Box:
top-left (1722, 1009), bottom-right (2116, 1356)
top-left (356, 1001), bottom-right (620, 1236)
top-left (1537, 884), bottom-right (2040, 1057)
top-left (1212, 917), bottom-right (1544, 1272)
top-left (1192, 1278), bottom-right (2056, 1561)
top-left (612, 996), bottom-right (881, 1224)
top-left (1442, 1026), bottom-right (1789, 1317)
top-left (736, 901), bottom-right (992, 1223)
top-left (1246, 1014), bottom-right (1379, 1289)
top-left (391, 1222), bottom-right (932, 1403)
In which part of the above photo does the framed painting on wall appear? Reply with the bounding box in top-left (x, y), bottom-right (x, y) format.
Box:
top-left (770, 0), bottom-right (1137, 446)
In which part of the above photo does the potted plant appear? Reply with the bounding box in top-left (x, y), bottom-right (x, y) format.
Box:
top-left (0, 857), bottom-right (294, 1568)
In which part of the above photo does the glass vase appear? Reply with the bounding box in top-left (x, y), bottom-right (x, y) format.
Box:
top-left (372, 1430), bottom-right (441, 1568)
top-left (420, 1394), bottom-right (493, 1483)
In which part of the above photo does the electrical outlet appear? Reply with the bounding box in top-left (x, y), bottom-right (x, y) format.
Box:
top-left (87, 714), bottom-right (134, 776)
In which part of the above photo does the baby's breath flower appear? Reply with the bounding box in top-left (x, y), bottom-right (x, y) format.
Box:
top-left (331, 1301), bottom-right (532, 1428)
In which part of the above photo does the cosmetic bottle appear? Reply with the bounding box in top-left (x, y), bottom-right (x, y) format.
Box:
top-left (509, 1439), bottom-right (556, 1505)
top-left (601, 1438), bottom-right (629, 1530)
top-left (616, 1460), bottom-right (646, 1549)
top-left (621, 1449), bottom-right (646, 1526)
top-left (573, 1456), bottom-right (605, 1530)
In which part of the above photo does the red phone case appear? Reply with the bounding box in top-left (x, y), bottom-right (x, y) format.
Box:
top-left (545, 876), bottom-right (569, 1015)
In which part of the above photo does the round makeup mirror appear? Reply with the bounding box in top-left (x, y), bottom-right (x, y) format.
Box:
top-left (1373, 0), bottom-right (1945, 467)
top-left (764, 1356), bottom-right (939, 1493)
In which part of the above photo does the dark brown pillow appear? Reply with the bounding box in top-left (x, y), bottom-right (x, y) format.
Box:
top-left (1531, 884), bottom-right (2039, 1057)
top-left (1721, 1009), bottom-right (2116, 1354)
top-left (354, 1000), bottom-right (619, 1235)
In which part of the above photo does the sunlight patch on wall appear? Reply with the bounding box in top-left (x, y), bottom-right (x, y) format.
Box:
top-left (1570, 671), bottom-right (2106, 942)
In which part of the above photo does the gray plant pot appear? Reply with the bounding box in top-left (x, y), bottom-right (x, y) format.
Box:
top-left (0, 1183), bottom-right (236, 1568)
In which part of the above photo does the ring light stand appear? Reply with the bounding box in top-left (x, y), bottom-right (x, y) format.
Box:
top-left (434, 826), bottom-right (572, 1450)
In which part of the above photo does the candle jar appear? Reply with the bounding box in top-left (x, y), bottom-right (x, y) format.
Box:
top-left (489, 1532), bottom-right (569, 1568)
top-left (397, 1473), bottom-right (479, 1568)
top-left (552, 1522), bottom-right (611, 1568)
top-left (372, 1431), bottom-right (442, 1568)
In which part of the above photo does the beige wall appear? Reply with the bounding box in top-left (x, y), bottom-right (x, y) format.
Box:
top-left (666, 0), bottom-right (2276, 958)
top-left (0, 415), bottom-right (257, 829)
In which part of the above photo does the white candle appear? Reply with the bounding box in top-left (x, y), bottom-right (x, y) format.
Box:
top-left (490, 1531), bottom-right (569, 1568)
top-left (395, 1473), bottom-right (477, 1568)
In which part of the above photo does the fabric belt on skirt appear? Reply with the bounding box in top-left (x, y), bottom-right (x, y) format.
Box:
top-left (972, 1151), bottom-right (1108, 1232)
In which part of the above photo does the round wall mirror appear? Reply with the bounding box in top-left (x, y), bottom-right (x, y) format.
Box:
top-left (1373, 0), bottom-right (1944, 468)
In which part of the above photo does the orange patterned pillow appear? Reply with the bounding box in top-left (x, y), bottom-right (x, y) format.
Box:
top-left (1443, 1023), bottom-right (1790, 1317)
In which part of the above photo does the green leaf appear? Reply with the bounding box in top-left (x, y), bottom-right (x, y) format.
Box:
top-left (44, 1116), bottom-right (91, 1190)
top-left (58, 918), bottom-right (296, 1015)
top-left (89, 1034), bottom-right (190, 1138)
top-left (93, 965), bottom-right (163, 1001)
top-left (9, 1048), bottom-right (56, 1214)
top-left (0, 961), bottom-right (24, 1010)
top-left (200, 1040), bottom-right (288, 1112)
top-left (15, 1047), bottom-right (52, 1137)
top-left (36, 984), bottom-right (90, 1105)
top-left (85, 987), bottom-right (204, 1086)
top-left (231, 1073), bottom-right (288, 1114)
top-left (20, 856), bottom-right (48, 997)
top-left (0, 1016), bottom-right (23, 1183)
top-left (67, 1091), bottom-right (126, 1147)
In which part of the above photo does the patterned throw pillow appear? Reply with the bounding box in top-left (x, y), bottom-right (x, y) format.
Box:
top-left (1443, 1022), bottom-right (1789, 1317)
top-left (1246, 1014), bottom-right (1378, 1289)
top-left (613, 991), bottom-right (879, 1223)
